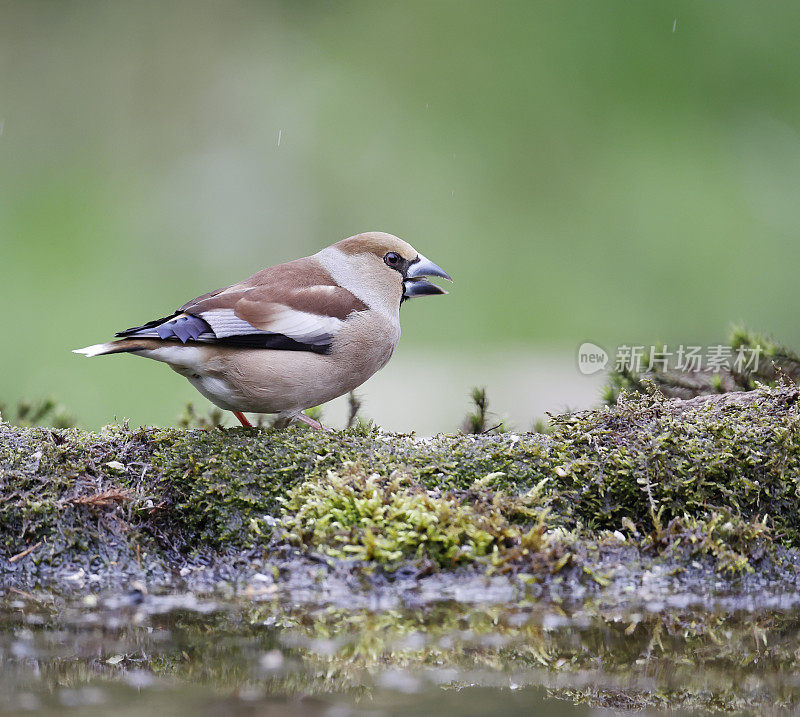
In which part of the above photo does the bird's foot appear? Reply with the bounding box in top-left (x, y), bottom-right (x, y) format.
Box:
top-left (232, 411), bottom-right (254, 427)
top-left (294, 412), bottom-right (331, 432)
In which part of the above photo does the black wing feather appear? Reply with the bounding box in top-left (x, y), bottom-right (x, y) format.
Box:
top-left (115, 312), bottom-right (330, 353)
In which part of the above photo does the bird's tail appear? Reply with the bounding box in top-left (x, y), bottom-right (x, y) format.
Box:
top-left (72, 338), bottom-right (163, 357)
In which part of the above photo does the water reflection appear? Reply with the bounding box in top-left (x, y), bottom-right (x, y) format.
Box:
top-left (2, 590), bottom-right (800, 715)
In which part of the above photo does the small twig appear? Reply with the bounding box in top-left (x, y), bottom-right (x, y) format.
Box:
top-left (9, 540), bottom-right (42, 563)
top-left (346, 391), bottom-right (362, 429)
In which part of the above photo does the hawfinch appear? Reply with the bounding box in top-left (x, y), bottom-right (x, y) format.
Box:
top-left (74, 232), bottom-right (451, 428)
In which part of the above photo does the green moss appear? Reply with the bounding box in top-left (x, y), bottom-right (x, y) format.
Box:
top-left (547, 386), bottom-right (800, 566)
top-left (146, 424), bottom-right (553, 550)
top-left (0, 421), bottom-right (163, 574)
top-left (656, 511), bottom-right (770, 574)
top-left (278, 462), bottom-right (549, 568)
top-left (148, 426), bottom-right (370, 548)
top-left (2, 384), bottom-right (800, 579)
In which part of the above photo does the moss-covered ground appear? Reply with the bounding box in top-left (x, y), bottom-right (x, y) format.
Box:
top-left (2, 384), bottom-right (800, 588)
top-left (6, 385), bottom-right (800, 713)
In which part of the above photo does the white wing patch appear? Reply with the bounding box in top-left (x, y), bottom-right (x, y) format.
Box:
top-left (199, 309), bottom-right (259, 338)
top-left (200, 307), bottom-right (343, 346)
top-left (264, 307), bottom-right (343, 345)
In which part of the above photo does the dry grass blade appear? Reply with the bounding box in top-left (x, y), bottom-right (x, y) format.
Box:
top-left (9, 540), bottom-right (42, 563)
top-left (70, 489), bottom-right (132, 507)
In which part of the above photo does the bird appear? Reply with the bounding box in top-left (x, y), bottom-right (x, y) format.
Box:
top-left (74, 231), bottom-right (451, 429)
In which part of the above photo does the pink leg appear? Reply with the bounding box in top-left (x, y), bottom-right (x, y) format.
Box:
top-left (294, 412), bottom-right (331, 432)
top-left (233, 411), bottom-right (253, 427)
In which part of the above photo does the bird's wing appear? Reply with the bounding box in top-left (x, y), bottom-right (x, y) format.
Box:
top-left (116, 256), bottom-right (367, 354)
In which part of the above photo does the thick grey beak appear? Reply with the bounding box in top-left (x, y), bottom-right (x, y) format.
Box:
top-left (403, 253), bottom-right (452, 299)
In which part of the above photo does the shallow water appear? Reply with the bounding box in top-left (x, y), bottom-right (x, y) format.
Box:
top-left (3, 585), bottom-right (800, 716)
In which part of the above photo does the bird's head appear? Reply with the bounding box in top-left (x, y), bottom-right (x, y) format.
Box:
top-left (330, 232), bottom-right (452, 311)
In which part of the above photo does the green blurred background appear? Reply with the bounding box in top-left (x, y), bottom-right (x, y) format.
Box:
top-left (3, 1), bottom-right (800, 431)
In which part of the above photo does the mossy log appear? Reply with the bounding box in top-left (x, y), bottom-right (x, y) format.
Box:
top-left (2, 385), bottom-right (800, 589)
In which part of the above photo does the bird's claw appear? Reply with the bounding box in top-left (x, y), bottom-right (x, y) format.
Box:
top-left (294, 412), bottom-right (331, 432)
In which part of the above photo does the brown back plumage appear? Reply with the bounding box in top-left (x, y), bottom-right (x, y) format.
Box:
top-left (180, 255), bottom-right (368, 327)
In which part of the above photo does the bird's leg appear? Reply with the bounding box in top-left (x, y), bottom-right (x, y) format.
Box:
top-left (232, 411), bottom-right (253, 427)
top-left (294, 412), bottom-right (331, 432)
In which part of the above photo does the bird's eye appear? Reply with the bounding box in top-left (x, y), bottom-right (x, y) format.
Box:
top-left (384, 252), bottom-right (401, 268)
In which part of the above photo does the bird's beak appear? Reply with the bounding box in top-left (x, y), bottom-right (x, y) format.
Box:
top-left (403, 253), bottom-right (453, 299)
